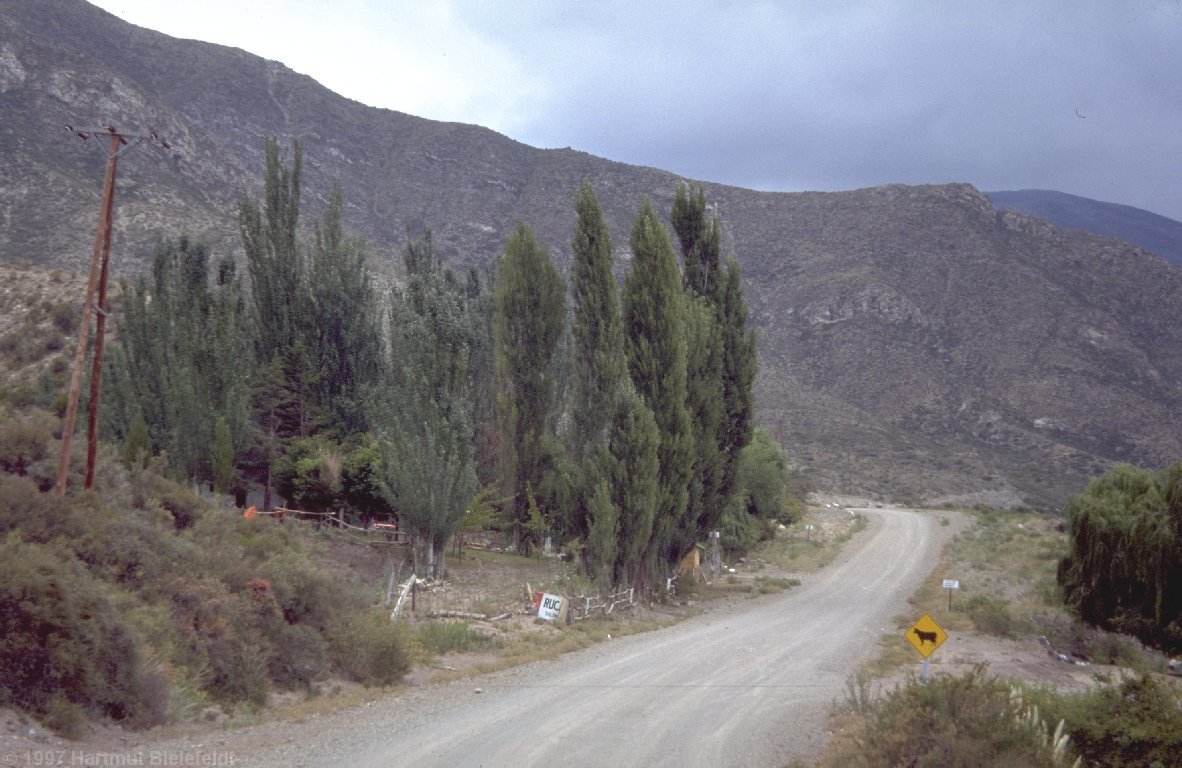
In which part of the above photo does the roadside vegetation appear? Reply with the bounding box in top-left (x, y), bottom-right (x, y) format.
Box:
top-left (822, 464), bottom-right (1182, 767)
top-left (0, 137), bottom-right (803, 735)
top-left (0, 420), bottom-right (410, 736)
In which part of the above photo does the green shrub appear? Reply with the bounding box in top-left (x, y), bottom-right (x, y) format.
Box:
top-left (0, 474), bottom-right (87, 543)
top-left (230, 515), bottom-right (305, 561)
top-left (50, 301), bottom-right (78, 333)
top-left (0, 535), bottom-right (168, 731)
top-left (267, 622), bottom-right (329, 689)
top-left (416, 620), bottom-right (493, 655)
top-left (719, 494), bottom-right (771, 556)
top-left (966, 595), bottom-right (1022, 638)
top-left (1046, 674), bottom-right (1182, 768)
top-left (330, 611), bottom-right (410, 686)
top-left (154, 574), bottom-right (270, 706)
top-left (259, 550), bottom-right (360, 631)
top-left (158, 487), bottom-right (204, 530)
top-left (74, 506), bottom-right (200, 585)
top-left (0, 407), bottom-right (56, 476)
top-left (826, 666), bottom-right (1077, 767)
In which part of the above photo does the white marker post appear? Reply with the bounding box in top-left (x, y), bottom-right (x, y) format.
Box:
top-left (942, 579), bottom-right (960, 611)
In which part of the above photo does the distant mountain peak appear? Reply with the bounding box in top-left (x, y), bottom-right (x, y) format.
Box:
top-left (986, 189), bottom-right (1182, 267)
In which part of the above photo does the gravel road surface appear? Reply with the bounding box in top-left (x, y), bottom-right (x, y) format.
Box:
top-left (133, 505), bottom-right (945, 767)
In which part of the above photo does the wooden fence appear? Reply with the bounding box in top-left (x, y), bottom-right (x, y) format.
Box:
top-left (274, 507), bottom-right (414, 548)
top-left (568, 588), bottom-right (637, 622)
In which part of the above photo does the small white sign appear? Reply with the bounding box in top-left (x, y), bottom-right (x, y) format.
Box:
top-left (537, 593), bottom-right (566, 622)
top-left (942, 579), bottom-right (960, 590)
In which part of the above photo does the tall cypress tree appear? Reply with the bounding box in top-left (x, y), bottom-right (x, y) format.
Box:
top-left (208, 255), bottom-right (253, 464)
top-left (238, 137), bottom-right (323, 473)
top-left (493, 223), bottom-right (566, 551)
top-left (608, 383), bottom-right (660, 588)
top-left (672, 184), bottom-right (727, 540)
top-left (681, 296), bottom-right (726, 543)
top-left (622, 199), bottom-right (693, 576)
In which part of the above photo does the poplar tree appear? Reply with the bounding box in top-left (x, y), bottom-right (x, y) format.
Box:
top-left (608, 384), bottom-right (660, 588)
top-left (568, 181), bottom-right (628, 565)
top-left (493, 223), bottom-right (566, 551)
top-left (307, 183), bottom-right (383, 436)
top-left (718, 257), bottom-right (757, 500)
top-left (239, 137), bottom-right (302, 364)
top-left (114, 237), bottom-right (251, 484)
top-left (374, 232), bottom-right (479, 577)
top-left (211, 416), bottom-right (234, 495)
top-left (672, 184), bottom-right (756, 537)
top-left (681, 296), bottom-right (725, 544)
top-left (238, 138), bottom-right (320, 501)
top-left (672, 183), bottom-right (722, 301)
top-left (622, 199), bottom-right (693, 574)
top-left (570, 181), bottom-right (626, 455)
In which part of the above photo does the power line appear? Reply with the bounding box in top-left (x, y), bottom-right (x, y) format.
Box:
top-left (54, 125), bottom-right (172, 496)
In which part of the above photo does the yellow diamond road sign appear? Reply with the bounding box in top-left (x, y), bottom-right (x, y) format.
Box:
top-left (905, 613), bottom-right (948, 658)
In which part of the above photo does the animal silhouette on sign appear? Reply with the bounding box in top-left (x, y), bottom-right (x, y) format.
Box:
top-left (913, 627), bottom-right (939, 646)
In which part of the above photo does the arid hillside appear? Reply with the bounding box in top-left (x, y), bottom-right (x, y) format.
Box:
top-left (3, 0), bottom-right (1181, 505)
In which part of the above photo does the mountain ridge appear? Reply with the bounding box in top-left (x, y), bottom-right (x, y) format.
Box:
top-left (986, 189), bottom-right (1182, 267)
top-left (2, 0), bottom-right (1180, 507)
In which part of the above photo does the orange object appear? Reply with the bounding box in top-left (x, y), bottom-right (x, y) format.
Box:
top-left (243, 505), bottom-right (257, 519)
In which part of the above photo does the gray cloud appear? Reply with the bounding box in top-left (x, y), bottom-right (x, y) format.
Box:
top-left (91, 0), bottom-right (1182, 220)
top-left (500, 1), bottom-right (1182, 219)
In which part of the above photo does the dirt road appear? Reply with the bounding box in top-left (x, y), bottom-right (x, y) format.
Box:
top-left (172, 505), bottom-right (938, 767)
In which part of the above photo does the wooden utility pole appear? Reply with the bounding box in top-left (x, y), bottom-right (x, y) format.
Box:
top-left (55, 125), bottom-right (170, 496)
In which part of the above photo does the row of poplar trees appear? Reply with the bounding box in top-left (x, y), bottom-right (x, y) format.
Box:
top-left (104, 139), bottom-right (756, 589)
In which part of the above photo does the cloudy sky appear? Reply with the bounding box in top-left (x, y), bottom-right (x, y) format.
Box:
top-left (90, 0), bottom-right (1182, 221)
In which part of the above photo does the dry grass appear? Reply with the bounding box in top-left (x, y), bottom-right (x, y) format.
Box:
top-left (752, 506), bottom-right (868, 574)
top-left (859, 508), bottom-right (1062, 675)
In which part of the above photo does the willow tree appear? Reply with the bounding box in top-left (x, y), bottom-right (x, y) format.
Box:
top-left (1058, 462), bottom-right (1182, 652)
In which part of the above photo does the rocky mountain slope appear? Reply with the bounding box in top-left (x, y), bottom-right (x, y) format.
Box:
top-left (3, 0), bottom-right (1181, 506)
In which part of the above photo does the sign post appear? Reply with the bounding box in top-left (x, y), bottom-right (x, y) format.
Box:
top-left (942, 579), bottom-right (960, 611)
top-left (905, 613), bottom-right (948, 679)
